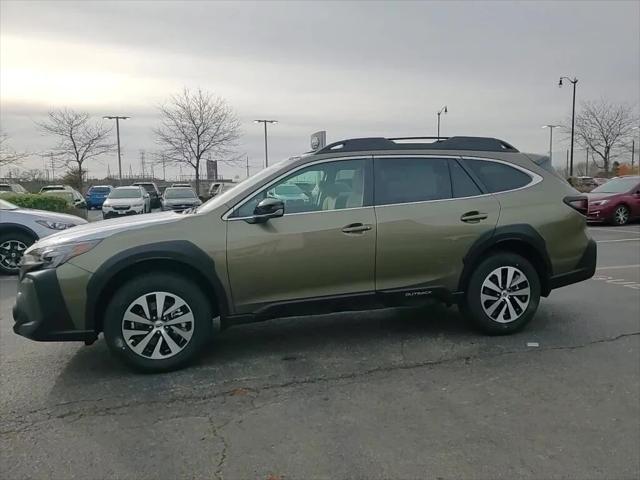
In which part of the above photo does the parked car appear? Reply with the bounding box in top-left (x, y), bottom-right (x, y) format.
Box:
top-left (102, 186), bottom-right (151, 219)
top-left (85, 185), bottom-right (114, 209)
top-left (0, 183), bottom-right (28, 194)
top-left (208, 181), bottom-right (235, 198)
top-left (0, 198), bottom-right (86, 274)
top-left (570, 176), bottom-right (597, 192)
top-left (40, 187), bottom-right (87, 209)
top-left (593, 177), bottom-right (609, 186)
top-left (13, 136), bottom-right (596, 372)
top-left (587, 175), bottom-right (640, 225)
top-left (132, 182), bottom-right (161, 208)
top-left (161, 187), bottom-right (202, 211)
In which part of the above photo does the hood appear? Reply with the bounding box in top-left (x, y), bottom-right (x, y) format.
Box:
top-left (586, 192), bottom-right (621, 201)
top-left (104, 198), bottom-right (144, 206)
top-left (16, 208), bottom-right (87, 225)
top-left (33, 210), bottom-right (183, 248)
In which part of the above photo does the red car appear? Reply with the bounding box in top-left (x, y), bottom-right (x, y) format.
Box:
top-left (587, 176), bottom-right (640, 225)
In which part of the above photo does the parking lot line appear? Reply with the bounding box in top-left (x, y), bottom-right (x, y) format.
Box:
top-left (589, 227), bottom-right (640, 235)
top-left (596, 264), bottom-right (640, 270)
top-left (596, 238), bottom-right (640, 244)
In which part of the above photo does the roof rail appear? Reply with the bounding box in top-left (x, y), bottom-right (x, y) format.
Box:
top-left (314, 136), bottom-right (519, 154)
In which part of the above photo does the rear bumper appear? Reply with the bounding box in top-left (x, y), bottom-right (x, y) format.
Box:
top-left (548, 239), bottom-right (597, 291)
top-left (13, 269), bottom-right (96, 343)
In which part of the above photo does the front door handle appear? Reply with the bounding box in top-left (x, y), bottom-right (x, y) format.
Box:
top-left (342, 223), bottom-right (373, 234)
top-left (460, 211), bottom-right (489, 223)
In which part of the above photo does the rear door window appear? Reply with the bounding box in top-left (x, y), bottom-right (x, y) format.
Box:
top-left (463, 159), bottom-right (532, 193)
top-left (374, 157), bottom-right (452, 205)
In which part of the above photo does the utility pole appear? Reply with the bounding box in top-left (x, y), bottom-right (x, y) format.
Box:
top-left (162, 154), bottom-right (167, 181)
top-left (140, 150), bottom-right (145, 178)
top-left (542, 125), bottom-right (559, 164)
top-left (50, 152), bottom-right (55, 180)
top-left (558, 77), bottom-right (578, 176)
top-left (246, 154), bottom-right (250, 178)
top-left (566, 150), bottom-right (569, 178)
top-left (436, 105), bottom-right (447, 140)
top-left (585, 147), bottom-right (589, 176)
top-left (254, 119), bottom-right (278, 168)
top-left (103, 115), bottom-right (129, 183)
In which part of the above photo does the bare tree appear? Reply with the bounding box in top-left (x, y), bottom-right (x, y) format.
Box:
top-left (154, 88), bottom-right (241, 194)
top-left (568, 100), bottom-right (639, 174)
top-left (37, 109), bottom-right (114, 191)
top-left (0, 130), bottom-right (28, 170)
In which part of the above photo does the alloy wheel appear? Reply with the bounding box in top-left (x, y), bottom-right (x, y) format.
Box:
top-left (0, 240), bottom-right (28, 272)
top-left (480, 266), bottom-right (531, 324)
top-left (614, 206), bottom-right (629, 225)
top-left (122, 291), bottom-right (195, 359)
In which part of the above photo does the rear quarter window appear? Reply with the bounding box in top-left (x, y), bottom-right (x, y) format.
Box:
top-left (463, 159), bottom-right (532, 193)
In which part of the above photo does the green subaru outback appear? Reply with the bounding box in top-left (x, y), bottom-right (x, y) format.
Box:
top-left (13, 137), bottom-right (596, 371)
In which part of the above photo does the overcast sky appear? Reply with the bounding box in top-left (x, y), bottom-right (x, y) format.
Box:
top-left (1, 0), bottom-right (639, 180)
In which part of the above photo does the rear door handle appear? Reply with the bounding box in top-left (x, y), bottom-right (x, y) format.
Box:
top-left (342, 223), bottom-right (373, 234)
top-left (460, 211), bottom-right (489, 223)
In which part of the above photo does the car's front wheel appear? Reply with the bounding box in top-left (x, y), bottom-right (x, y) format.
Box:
top-left (462, 252), bottom-right (541, 335)
top-left (103, 273), bottom-right (213, 372)
top-left (612, 205), bottom-right (630, 226)
top-left (0, 231), bottom-right (36, 275)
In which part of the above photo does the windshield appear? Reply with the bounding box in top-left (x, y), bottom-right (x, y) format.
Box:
top-left (0, 199), bottom-right (18, 210)
top-left (135, 184), bottom-right (156, 192)
top-left (165, 188), bottom-right (196, 199)
top-left (41, 186), bottom-right (64, 191)
top-left (591, 177), bottom-right (639, 194)
top-left (109, 188), bottom-right (142, 199)
top-left (89, 187), bottom-right (111, 194)
top-left (0, 185), bottom-right (12, 191)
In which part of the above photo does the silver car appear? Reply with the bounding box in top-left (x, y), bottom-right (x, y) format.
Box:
top-left (0, 198), bottom-right (87, 274)
top-left (161, 187), bottom-right (202, 211)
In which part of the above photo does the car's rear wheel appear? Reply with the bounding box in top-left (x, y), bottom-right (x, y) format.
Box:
top-left (462, 252), bottom-right (540, 335)
top-left (0, 231), bottom-right (35, 275)
top-left (612, 205), bottom-right (630, 226)
top-left (103, 273), bottom-right (213, 372)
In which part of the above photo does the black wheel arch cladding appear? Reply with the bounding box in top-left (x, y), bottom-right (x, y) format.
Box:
top-left (85, 240), bottom-right (229, 332)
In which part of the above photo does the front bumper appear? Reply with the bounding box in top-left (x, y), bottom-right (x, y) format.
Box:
top-left (548, 239), bottom-right (597, 291)
top-left (587, 205), bottom-right (614, 223)
top-left (103, 206), bottom-right (144, 218)
top-left (13, 268), bottom-right (96, 343)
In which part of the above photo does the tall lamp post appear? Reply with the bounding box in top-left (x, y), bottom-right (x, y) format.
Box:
top-left (558, 76), bottom-right (578, 176)
top-left (436, 105), bottom-right (447, 140)
top-left (632, 126), bottom-right (639, 173)
top-left (542, 124), bottom-right (560, 164)
top-left (254, 119), bottom-right (278, 168)
top-left (103, 115), bottom-right (129, 182)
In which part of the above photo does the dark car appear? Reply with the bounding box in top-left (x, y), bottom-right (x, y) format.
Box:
top-left (587, 176), bottom-right (640, 225)
top-left (132, 182), bottom-right (161, 208)
top-left (85, 185), bottom-right (114, 209)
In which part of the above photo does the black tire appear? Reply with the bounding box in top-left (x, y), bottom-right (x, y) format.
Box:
top-left (103, 273), bottom-right (213, 372)
top-left (0, 231), bottom-right (36, 275)
top-left (611, 205), bottom-right (630, 226)
top-left (461, 252), bottom-right (541, 335)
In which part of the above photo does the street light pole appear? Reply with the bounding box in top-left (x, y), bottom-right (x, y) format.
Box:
top-left (254, 119), bottom-right (278, 168)
top-left (632, 127), bottom-right (639, 173)
top-left (436, 105), bottom-right (447, 140)
top-left (542, 124), bottom-right (560, 164)
top-left (558, 76), bottom-right (578, 176)
top-left (103, 115), bottom-right (129, 183)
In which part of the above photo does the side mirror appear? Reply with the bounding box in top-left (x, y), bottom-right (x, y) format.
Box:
top-left (248, 197), bottom-right (284, 224)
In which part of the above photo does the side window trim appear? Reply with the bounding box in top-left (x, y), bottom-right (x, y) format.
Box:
top-left (225, 156), bottom-right (374, 220)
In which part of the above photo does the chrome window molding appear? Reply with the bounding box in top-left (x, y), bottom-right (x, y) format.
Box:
top-left (223, 154), bottom-right (543, 220)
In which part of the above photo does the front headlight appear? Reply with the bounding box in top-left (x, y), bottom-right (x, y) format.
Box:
top-left (590, 199), bottom-right (609, 206)
top-left (35, 220), bottom-right (76, 231)
top-left (21, 240), bottom-right (102, 270)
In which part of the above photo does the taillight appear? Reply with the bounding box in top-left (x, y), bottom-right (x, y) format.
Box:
top-left (563, 195), bottom-right (588, 216)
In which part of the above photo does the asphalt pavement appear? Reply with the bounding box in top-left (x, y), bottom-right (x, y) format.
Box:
top-left (1, 225), bottom-right (639, 479)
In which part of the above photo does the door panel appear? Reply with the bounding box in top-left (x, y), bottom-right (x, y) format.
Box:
top-left (374, 197), bottom-right (500, 292)
top-left (373, 155), bottom-right (501, 293)
top-left (227, 208), bottom-right (376, 313)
